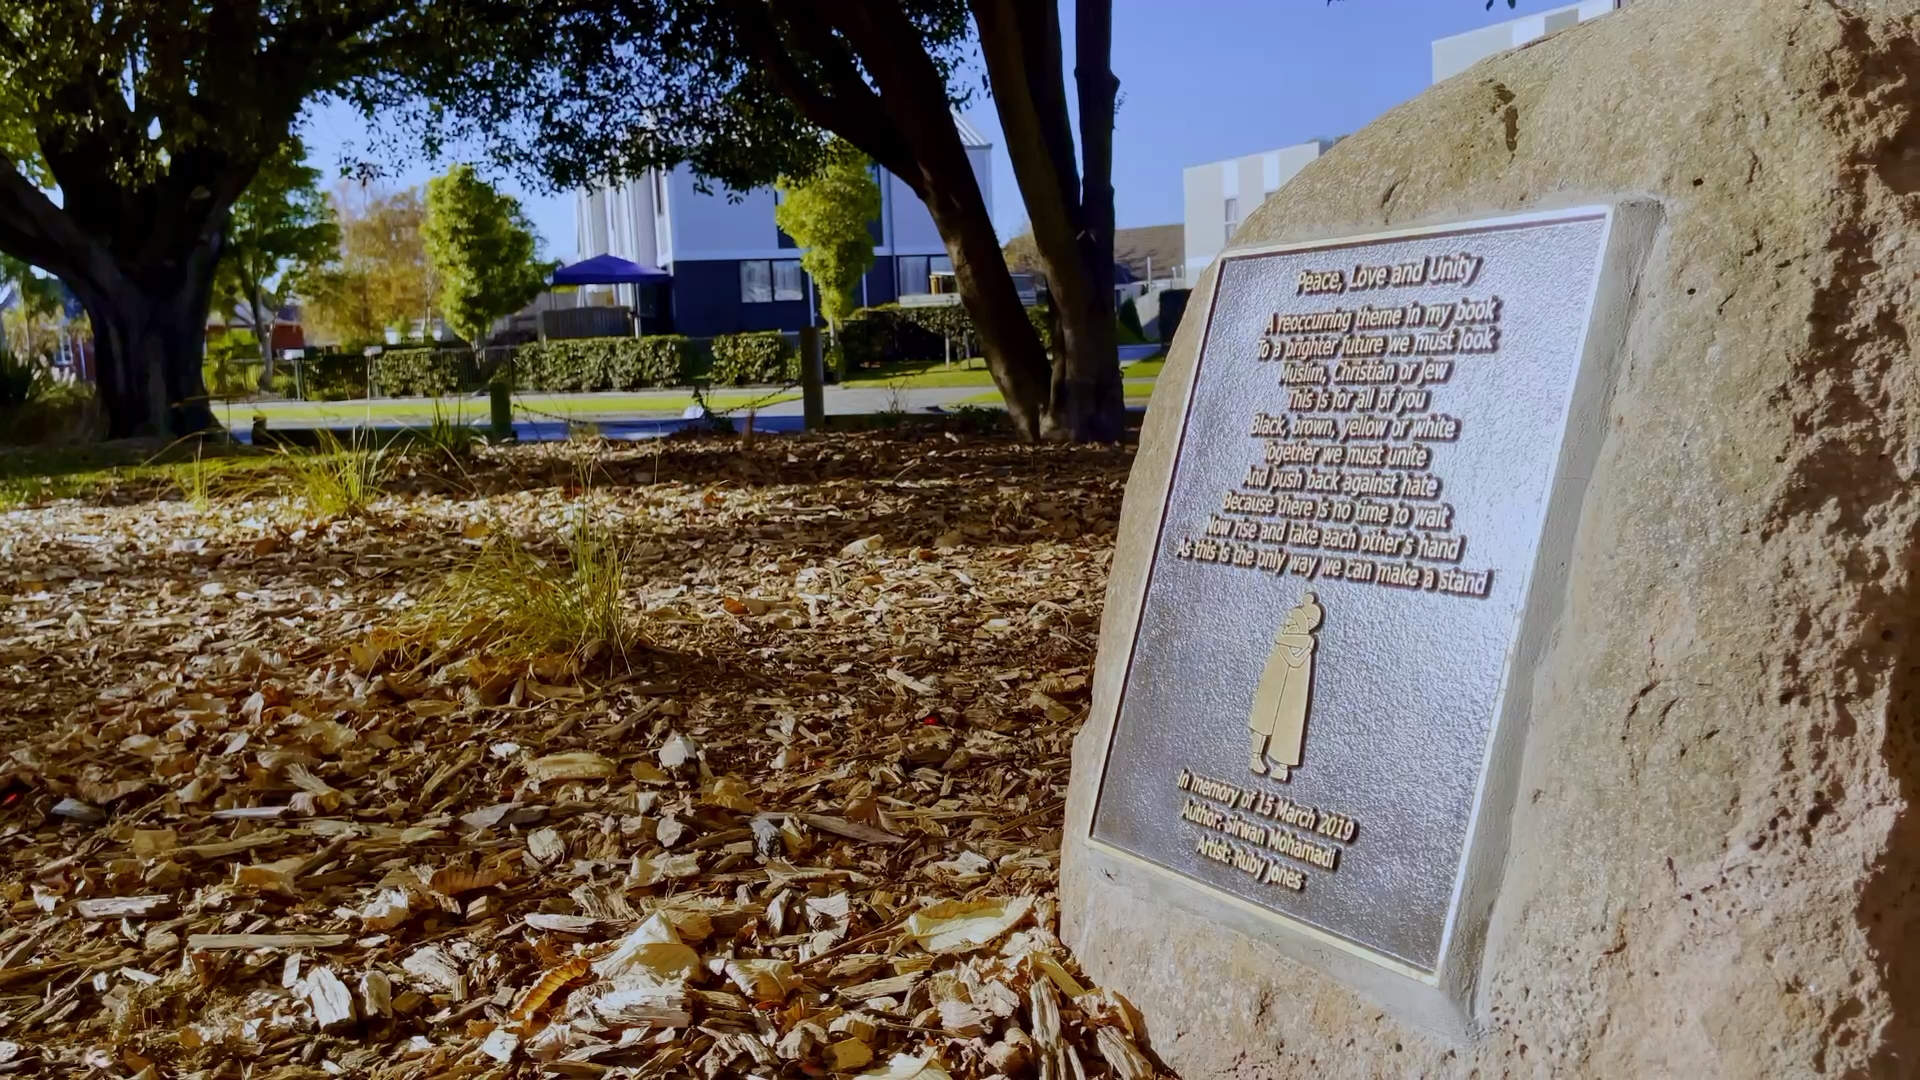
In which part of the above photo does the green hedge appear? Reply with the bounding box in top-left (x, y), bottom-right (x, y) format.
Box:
top-left (837, 308), bottom-right (946, 373)
top-left (709, 331), bottom-right (798, 385)
top-left (297, 352), bottom-right (376, 400)
top-left (202, 329), bottom-right (259, 398)
top-left (375, 348), bottom-right (475, 397)
top-left (366, 337), bottom-right (703, 396)
top-left (1118, 296), bottom-right (1147, 343)
top-left (836, 303), bottom-right (1054, 372)
top-left (208, 351), bottom-right (374, 401)
top-left (514, 336), bottom-right (692, 392)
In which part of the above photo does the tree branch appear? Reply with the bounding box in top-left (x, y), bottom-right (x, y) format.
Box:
top-left (970, 0), bottom-right (1082, 214)
top-left (824, 0), bottom-right (982, 187)
top-left (969, 0), bottom-right (1090, 287)
top-left (723, 0), bottom-right (918, 184)
top-left (0, 153), bottom-right (124, 299)
top-left (1075, 0), bottom-right (1116, 238)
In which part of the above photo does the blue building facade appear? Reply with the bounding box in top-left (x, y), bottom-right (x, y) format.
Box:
top-left (573, 117), bottom-right (993, 339)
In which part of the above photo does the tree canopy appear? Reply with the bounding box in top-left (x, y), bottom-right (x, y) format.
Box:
top-left (0, 0), bottom-right (1124, 439)
top-left (422, 164), bottom-right (550, 350)
top-left (217, 138), bottom-right (339, 358)
top-left (0, 254), bottom-right (61, 321)
top-left (0, 0), bottom-right (435, 435)
top-left (297, 185), bottom-right (434, 347)
top-left (379, 0), bottom-right (1120, 441)
top-left (370, 1), bottom-right (977, 197)
top-left (773, 142), bottom-right (881, 331)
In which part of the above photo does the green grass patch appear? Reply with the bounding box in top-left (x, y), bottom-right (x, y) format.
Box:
top-left (416, 399), bottom-right (486, 461)
top-left (0, 469), bottom-right (128, 509)
top-left (223, 398), bottom-right (470, 426)
top-left (0, 442), bottom-right (290, 510)
top-left (273, 431), bottom-right (396, 519)
top-left (842, 359), bottom-right (998, 390)
top-left (413, 500), bottom-right (646, 669)
top-left (847, 357), bottom-right (1161, 394)
top-left (228, 390), bottom-right (800, 429)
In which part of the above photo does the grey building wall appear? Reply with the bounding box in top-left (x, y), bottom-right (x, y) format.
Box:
top-left (1431, 1), bottom-right (1618, 83)
top-left (1183, 141), bottom-right (1332, 281)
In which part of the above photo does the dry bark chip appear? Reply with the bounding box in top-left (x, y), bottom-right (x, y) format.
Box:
top-left (0, 433), bottom-right (1132, 1075)
top-left (527, 751), bottom-right (616, 783)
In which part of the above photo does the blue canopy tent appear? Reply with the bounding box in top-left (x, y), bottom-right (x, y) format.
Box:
top-left (549, 255), bottom-right (671, 336)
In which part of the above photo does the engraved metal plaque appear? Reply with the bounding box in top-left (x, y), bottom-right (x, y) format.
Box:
top-left (1087, 208), bottom-right (1620, 983)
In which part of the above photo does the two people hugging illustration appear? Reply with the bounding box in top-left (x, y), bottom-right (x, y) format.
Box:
top-left (1249, 592), bottom-right (1322, 781)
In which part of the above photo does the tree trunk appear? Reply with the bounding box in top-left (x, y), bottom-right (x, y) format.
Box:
top-left (0, 154), bottom-right (231, 439)
top-left (246, 277), bottom-right (277, 392)
top-left (835, 0), bottom-right (1054, 438)
top-left (1059, 0), bottom-right (1124, 442)
top-left (262, 306), bottom-right (280, 391)
top-left (917, 168), bottom-right (1052, 440)
top-left (971, 0), bottom-right (1125, 442)
top-left (1043, 290), bottom-right (1122, 439)
top-left (71, 255), bottom-right (220, 439)
top-left (747, 0), bottom-right (1059, 439)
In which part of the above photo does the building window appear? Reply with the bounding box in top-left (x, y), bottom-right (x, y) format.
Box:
top-left (928, 256), bottom-right (956, 294)
top-left (1224, 196), bottom-right (1240, 246)
top-left (773, 259), bottom-right (805, 301)
top-left (741, 259), bottom-right (806, 303)
top-left (898, 255), bottom-right (931, 296)
top-left (740, 260), bottom-right (772, 303)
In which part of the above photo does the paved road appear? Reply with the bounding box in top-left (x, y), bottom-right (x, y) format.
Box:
top-left (717, 385), bottom-right (984, 418)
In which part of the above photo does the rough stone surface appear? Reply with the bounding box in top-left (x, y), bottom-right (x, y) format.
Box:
top-left (1060, 0), bottom-right (1920, 1075)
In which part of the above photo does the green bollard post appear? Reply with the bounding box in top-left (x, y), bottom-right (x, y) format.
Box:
top-left (490, 369), bottom-right (514, 441)
top-left (799, 326), bottom-right (826, 431)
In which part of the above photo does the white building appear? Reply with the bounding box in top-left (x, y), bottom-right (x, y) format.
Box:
top-left (1431, 1), bottom-right (1618, 83)
top-left (1177, 3), bottom-right (1620, 283)
top-left (573, 117), bottom-right (993, 338)
top-left (1181, 140), bottom-right (1334, 282)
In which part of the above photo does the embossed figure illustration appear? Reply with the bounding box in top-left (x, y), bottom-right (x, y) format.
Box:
top-left (1249, 592), bottom-right (1323, 780)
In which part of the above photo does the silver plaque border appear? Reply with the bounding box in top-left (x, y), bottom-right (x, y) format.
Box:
top-left (1075, 202), bottom-right (1662, 1037)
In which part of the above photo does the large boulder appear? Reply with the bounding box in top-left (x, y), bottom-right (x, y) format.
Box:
top-left (1060, 0), bottom-right (1920, 1074)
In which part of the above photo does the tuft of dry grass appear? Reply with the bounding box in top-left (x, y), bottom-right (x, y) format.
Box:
top-left (275, 430), bottom-right (393, 518)
top-left (174, 450), bottom-right (216, 510)
top-left (418, 499), bottom-right (643, 668)
top-left (170, 441), bottom-right (237, 510)
top-left (417, 399), bottom-right (482, 461)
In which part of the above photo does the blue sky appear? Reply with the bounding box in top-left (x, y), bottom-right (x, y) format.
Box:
top-left (300, 0), bottom-right (1581, 262)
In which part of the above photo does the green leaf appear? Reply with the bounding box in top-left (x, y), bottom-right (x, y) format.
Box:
top-left (215, 137), bottom-right (341, 348)
top-left (773, 141), bottom-right (883, 331)
top-left (422, 164), bottom-right (551, 349)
